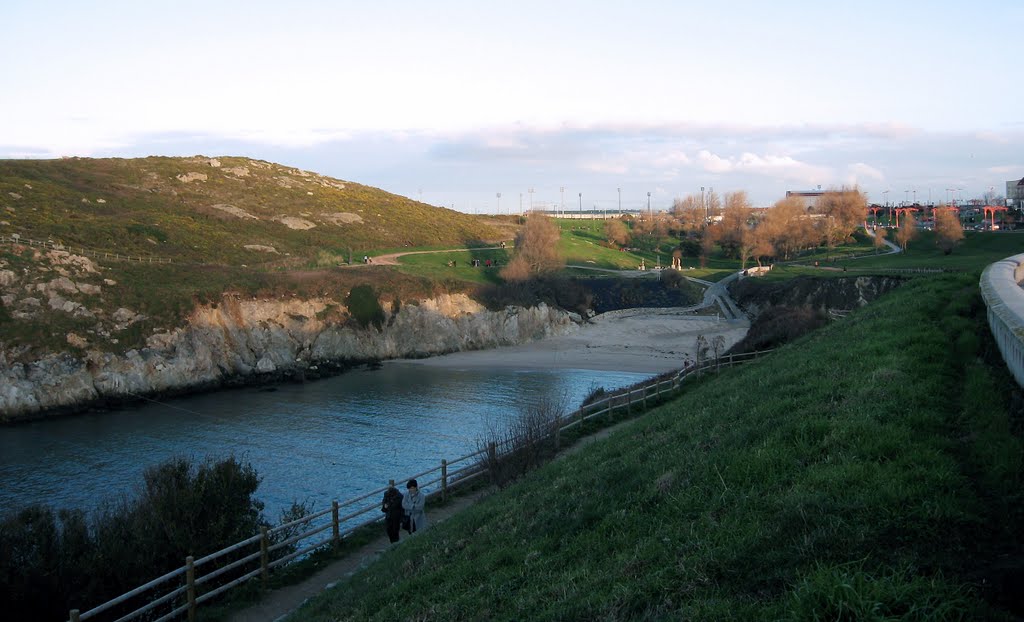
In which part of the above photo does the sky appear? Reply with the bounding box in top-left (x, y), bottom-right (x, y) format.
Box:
top-left (2, 0), bottom-right (1022, 213)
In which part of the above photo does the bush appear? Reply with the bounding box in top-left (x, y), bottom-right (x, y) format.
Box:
top-left (476, 397), bottom-right (567, 487)
top-left (345, 284), bottom-right (385, 329)
top-left (0, 456), bottom-right (275, 622)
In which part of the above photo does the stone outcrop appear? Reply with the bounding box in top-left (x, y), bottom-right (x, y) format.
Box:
top-left (0, 293), bottom-right (579, 423)
top-left (729, 275), bottom-right (904, 319)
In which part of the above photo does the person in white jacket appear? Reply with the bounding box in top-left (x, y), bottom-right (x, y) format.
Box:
top-left (401, 478), bottom-right (427, 533)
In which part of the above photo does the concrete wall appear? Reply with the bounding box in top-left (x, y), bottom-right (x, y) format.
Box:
top-left (980, 253), bottom-right (1024, 387)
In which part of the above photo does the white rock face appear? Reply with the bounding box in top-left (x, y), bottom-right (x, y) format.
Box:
top-left (0, 294), bottom-right (579, 422)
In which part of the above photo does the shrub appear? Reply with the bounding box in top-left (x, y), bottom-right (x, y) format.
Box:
top-left (0, 456), bottom-right (277, 622)
top-left (476, 397), bottom-right (566, 487)
top-left (345, 284), bottom-right (385, 329)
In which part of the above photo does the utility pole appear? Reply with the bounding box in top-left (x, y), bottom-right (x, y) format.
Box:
top-left (647, 191), bottom-right (652, 216)
top-left (701, 186), bottom-right (706, 224)
top-left (528, 187), bottom-right (534, 213)
top-left (578, 192), bottom-right (582, 219)
top-left (560, 186), bottom-right (565, 217)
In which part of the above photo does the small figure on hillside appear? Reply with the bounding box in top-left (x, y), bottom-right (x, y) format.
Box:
top-left (402, 478), bottom-right (427, 534)
top-left (381, 483), bottom-right (405, 543)
top-left (363, 255), bottom-right (369, 264)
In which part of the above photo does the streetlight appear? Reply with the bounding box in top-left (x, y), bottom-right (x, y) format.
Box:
top-left (617, 187), bottom-right (621, 214)
top-left (904, 189), bottom-right (910, 206)
top-left (496, 192), bottom-right (501, 215)
top-left (701, 186), bottom-right (706, 223)
top-left (528, 187), bottom-right (534, 213)
top-left (647, 191), bottom-right (652, 216)
top-left (578, 192), bottom-right (582, 219)
top-left (560, 186), bottom-right (565, 217)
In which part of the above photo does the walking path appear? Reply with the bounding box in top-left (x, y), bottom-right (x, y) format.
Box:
top-left (233, 414), bottom-right (648, 622)
top-left (229, 489), bottom-right (491, 622)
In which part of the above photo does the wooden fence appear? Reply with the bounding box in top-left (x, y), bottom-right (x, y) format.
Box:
top-left (0, 234), bottom-right (173, 264)
top-left (67, 349), bottom-right (774, 622)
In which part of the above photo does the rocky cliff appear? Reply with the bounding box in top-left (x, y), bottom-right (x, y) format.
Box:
top-left (729, 275), bottom-right (905, 319)
top-left (0, 293), bottom-right (580, 423)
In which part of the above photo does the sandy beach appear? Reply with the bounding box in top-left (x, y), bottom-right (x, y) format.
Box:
top-left (398, 310), bottom-right (750, 375)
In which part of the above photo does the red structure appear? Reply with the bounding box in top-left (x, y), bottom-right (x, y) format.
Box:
top-left (982, 205), bottom-right (1008, 230)
top-left (894, 207), bottom-right (918, 228)
top-left (867, 206), bottom-right (884, 225)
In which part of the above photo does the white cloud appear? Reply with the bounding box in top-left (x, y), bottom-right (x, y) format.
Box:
top-left (846, 162), bottom-right (886, 185)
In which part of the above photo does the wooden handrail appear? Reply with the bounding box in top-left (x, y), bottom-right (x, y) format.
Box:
top-left (69, 347), bottom-right (775, 622)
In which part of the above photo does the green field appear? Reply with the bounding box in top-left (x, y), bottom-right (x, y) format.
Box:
top-left (841, 230), bottom-right (1024, 273)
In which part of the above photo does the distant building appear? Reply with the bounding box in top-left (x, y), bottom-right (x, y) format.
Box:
top-left (1007, 177), bottom-right (1024, 210)
top-left (785, 190), bottom-right (824, 210)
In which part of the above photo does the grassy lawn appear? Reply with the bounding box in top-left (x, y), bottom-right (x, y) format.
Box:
top-left (395, 248), bottom-right (511, 284)
top-left (841, 230), bottom-right (1024, 273)
top-left (287, 273), bottom-right (1024, 620)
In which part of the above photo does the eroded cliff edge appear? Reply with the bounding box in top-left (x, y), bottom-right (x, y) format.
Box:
top-left (0, 293), bottom-right (579, 423)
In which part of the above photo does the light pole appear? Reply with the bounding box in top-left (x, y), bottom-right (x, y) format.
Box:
top-left (496, 192), bottom-right (501, 215)
top-left (578, 192), bottom-right (582, 219)
top-left (617, 187), bottom-right (621, 214)
top-left (904, 189), bottom-right (910, 206)
top-left (883, 190), bottom-right (890, 225)
top-left (528, 187), bottom-right (534, 213)
top-left (701, 186), bottom-right (706, 223)
top-left (560, 186), bottom-right (565, 217)
top-left (647, 191), bottom-right (651, 216)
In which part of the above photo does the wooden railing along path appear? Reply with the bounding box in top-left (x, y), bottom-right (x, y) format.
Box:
top-left (0, 234), bottom-right (173, 264)
top-left (66, 349), bottom-right (775, 622)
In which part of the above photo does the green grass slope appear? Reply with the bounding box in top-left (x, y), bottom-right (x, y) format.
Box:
top-left (293, 273), bottom-right (1024, 621)
top-left (0, 156), bottom-right (503, 266)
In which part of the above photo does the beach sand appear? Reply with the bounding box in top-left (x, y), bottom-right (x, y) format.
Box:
top-left (397, 311), bottom-right (750, 375)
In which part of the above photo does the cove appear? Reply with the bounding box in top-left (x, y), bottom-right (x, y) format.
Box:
top-left (0, 363), bottom-right (647, 520)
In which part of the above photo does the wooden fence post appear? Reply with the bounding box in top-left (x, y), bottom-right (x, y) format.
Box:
top-left (553, 415), bottom-right (561, 450)
top-left (186, 556), bottom-right (196, 622)
top-left (260, 526), bottom-right (269, 585)
top-left (627, 389), bottom-right (632, 415)
top-left (332, 501), bottom-right (340, 547)
top-left (441, 460), bottom-right (448, 501)
top-left (642, 385), bottom-right (648, 410)
top-left (578, 406), bottom-right (585, 431)
top-left (69, 610), bottom-right (80, 622)
top-left (488, 442), bottom-right (496, 473)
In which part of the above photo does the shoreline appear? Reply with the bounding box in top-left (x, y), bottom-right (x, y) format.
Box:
top-left (392, 311), bottom-right (750, 375)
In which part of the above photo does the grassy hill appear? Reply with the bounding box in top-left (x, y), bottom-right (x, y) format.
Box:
top-left (291, 273), bottom-right (1024, 620)
top-left (0, 156), bottom-right (506, 266)
top-left (0, 156), bottom-right (513, 357)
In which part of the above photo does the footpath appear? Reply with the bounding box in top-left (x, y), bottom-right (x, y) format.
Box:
top-left (228, 421), bottom-right (636, 622)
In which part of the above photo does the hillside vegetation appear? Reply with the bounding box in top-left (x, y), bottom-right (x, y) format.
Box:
top-left (0, 156), bottom-right (504, 265)
top-left (0, 157), bottom-right (510, 358)
top-left (293, 273), bottom-right (1024, 620)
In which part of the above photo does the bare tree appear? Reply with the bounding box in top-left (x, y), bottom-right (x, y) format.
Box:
top-left (934, 210), bottom-right (964, 254)
top-left (604, 218), bottom-right (630, 247)
top-left (672, 195), bottom-right (705, 234)
top-left (816, 188), bottom-right (868, 253)
top-left (895, 212), bottom-right (918, 250)
top-left (718, 191), bottom-right (753, 260)
top-left (872, 226), bottom-right (888, 253)
top-left (500, 212), bottom-right (565, 281)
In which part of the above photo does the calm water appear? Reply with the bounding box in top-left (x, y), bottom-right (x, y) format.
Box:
top-left (0, 363), bottom-right (646, 520)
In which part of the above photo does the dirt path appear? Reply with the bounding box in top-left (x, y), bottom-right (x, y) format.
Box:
top-left (234, 415), bottom-right (644, 622)
top-left (230, 488), bottom-right (492, 622)
top-left (356, 246), bottom-right (506, 267)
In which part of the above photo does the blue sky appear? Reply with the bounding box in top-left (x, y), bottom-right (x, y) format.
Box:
top-left (2, 0), bottom-right (1022, 212)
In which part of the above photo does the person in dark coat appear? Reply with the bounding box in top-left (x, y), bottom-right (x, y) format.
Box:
top-left (381, 484), bottom-right (404, 543)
